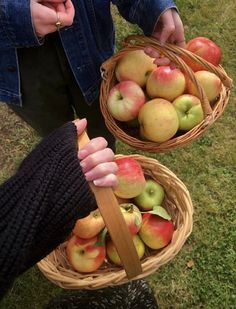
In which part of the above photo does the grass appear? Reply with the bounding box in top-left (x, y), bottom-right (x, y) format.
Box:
top-left (0, 0), bottom-right (235, 308)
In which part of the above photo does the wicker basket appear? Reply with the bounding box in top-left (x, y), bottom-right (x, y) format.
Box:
top-left (37, 154), bottom-right (193, 290)
top-left (100, 35), bottom-right (233, 152)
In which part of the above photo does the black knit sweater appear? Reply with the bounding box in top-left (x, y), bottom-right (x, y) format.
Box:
top-left (0, 122), bottom-right (97, 298)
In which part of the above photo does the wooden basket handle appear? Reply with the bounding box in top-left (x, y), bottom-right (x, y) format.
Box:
top-left (78, 131), bottom-right (142, 279)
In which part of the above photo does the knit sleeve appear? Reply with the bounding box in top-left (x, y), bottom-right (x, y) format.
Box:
top-left (0, 122), bottom-right (97, 297)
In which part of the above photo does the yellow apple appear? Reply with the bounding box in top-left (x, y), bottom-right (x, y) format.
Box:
top-left (106, 234), bottom-right (145, 266)
top-left (73, 209), bottom-right (105, 239)
top-left (138, 98), bottom-right (179, 143)
top-left (115, 50), bottom-right (156, 87)
top-left (186, 70), bottom-right (222, 103)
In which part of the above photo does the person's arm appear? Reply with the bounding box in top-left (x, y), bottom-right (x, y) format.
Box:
top-left (112, 1), bottom-right (185, 65)
top-left (0, 1), bottom-right (42, 48)
top-left (0, 120), bottom-right (117, 297)
top-left (0, 0), bottom-right (74, 48)
top-left (112, 0), bottom-right (178, 36)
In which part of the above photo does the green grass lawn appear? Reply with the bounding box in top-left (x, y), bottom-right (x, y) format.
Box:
top-left (0, 1), bottom-right (235, 308)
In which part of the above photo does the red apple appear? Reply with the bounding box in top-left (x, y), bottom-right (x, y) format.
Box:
top-left (114, 157), bottom-right (146, 199)
top-left (66, 232), bottom-right (106, 273)
top-left (107, 81), bottom-right (146, 121)
top-left (73, 209), bottom-right (105, 239)
top-left (139, 213), bottom-right (174, 250)
top-left (120, 203), bottom-right (142, 234)
top-left (115, 49), bottom-right (156, 87)
top-left (146, 66), bottom-right (186, 101)
top-left (106, 234), bottom-right (145, 266)
top-left (186, 70), bottom-right (222, 103)
top-left (183, 36), bottom-right (222, 72)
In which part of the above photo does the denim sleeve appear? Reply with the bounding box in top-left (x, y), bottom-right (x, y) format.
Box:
top-left (0, 0), bottom-right (42, 48)
top-left (112, 0), bottom-right (178, 36)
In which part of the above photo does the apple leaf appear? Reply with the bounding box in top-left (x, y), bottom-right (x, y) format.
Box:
top-left (148, 206), bottom-right (171, 220)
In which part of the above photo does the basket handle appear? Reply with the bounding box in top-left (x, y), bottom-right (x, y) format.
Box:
top-left (123, 35), bottom-right (233, 88)
top-left (101, 35), bottom-right (233, 118)
top-left (78, 131), bottom-right (142, 279)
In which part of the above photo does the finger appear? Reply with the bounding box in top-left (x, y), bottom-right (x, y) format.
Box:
top-left (60, 0), bottom-right (75, 25)
top-left (153, 57), bottom-right (171, 66)
top-left (41, 2), bottom-right (56, 9)
top-left (144, 47), bottom-right (160, 59)
top-left (78, 137), bottom-right (108, 160)
top-left (171, 10), bottom-right (186, 48)
top-left (93, 174), bottom-right (118, 188)
top-left (56, 3), bottom-right (66, 13)
top-left (80, 148), bottom-right (116, 173)
top-left (73, 118), bottom-right (87, 136)
top-left (40, 0), bottom-right (65, 2)
top-left (157, 10), bottom-right (176, 44)
top-left (84, 162), bottom-right (118, 182)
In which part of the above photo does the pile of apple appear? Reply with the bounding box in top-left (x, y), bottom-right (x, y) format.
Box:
top-left (107, 36), bottom-right (223, 143)
top-left (66, 157), bottom-right (174, 273)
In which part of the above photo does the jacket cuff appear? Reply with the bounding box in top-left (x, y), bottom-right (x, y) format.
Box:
top-left (133, 1), bottom-right (178, 36)
top-left (0, 0), bottom-right (42, 47)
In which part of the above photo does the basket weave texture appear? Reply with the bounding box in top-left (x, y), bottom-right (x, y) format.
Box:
top-left (37, 154), bottom-right (193, 290)
top-left (99, 35), bottom-right (233, 152)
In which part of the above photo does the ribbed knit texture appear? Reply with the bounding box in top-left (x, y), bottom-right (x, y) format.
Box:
top-left (0, 122), bottom-right (97, 298)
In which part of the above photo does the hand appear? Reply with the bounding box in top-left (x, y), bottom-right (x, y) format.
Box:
top-left (144, 9), bottom-right (185, 66)
top-left (73, 119), bottom-right (118, 188)
top-left (31, 0), bottom-right (75, 37)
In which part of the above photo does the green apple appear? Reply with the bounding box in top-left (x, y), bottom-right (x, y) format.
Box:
top-left (173, 94), bottom-right (204, 131)
top-left (134, 179), bottom-right (165, 211)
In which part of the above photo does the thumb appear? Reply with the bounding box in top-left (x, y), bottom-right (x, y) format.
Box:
top-left (157, 10), bottom-right (175, 45)
top-left (73, 118), bottom-right (87, 136)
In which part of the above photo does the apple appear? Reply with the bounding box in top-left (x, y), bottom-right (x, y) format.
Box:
top-left (138, 98), bottom-right (179, 143)
top-left (114, 157), bottom-right (146, 199)
top-left (66, 232), bottom-right (106, 273)
top-left (183, 36), bottom-right (221, 72)
top-left (134, 179), bottom-right (165, 211)
top-left (106, 234), bottom-right (145, 266)
top-left (73, 209), bottom-right (105, 239)
top-left (115, 49), bottom-right (156, 87)
top-left (186, 70), bottom-right (222, 103)
top-left (120, 203), bottom-right (142, 234)
top-left (172, 94), bottom-right (204, 131)
top-left (139, 213), bottom-right (174, 250)
top-left (107, 81), bottom-right (145, 122)
top-left (146, 66), bottom-right (186, 101)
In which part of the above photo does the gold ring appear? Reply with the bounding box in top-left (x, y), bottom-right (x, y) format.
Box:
top-left (55, 13), bottom-right (63, 31)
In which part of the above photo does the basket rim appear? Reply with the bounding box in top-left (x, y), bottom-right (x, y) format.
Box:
top-left (99, 35), bottom-right (233, 153)
top-left (37, 154), bottom-right (193, 289)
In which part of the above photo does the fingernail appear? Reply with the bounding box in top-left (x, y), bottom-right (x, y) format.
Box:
top-left (78, 149), bottom-right (87, 159)
top-left (93, 179), bottom-right (103, 186)
top-left (80, 161), bottom-right (86, 170)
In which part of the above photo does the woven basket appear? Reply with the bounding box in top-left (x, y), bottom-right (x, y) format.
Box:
top-left (37, 154), bottom-right (193, 290)
top-left (100, 35), bottom-right (233, 152)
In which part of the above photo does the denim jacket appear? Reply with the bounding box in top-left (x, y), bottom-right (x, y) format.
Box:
top-left (0, 0), bottom-right (176, 106)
